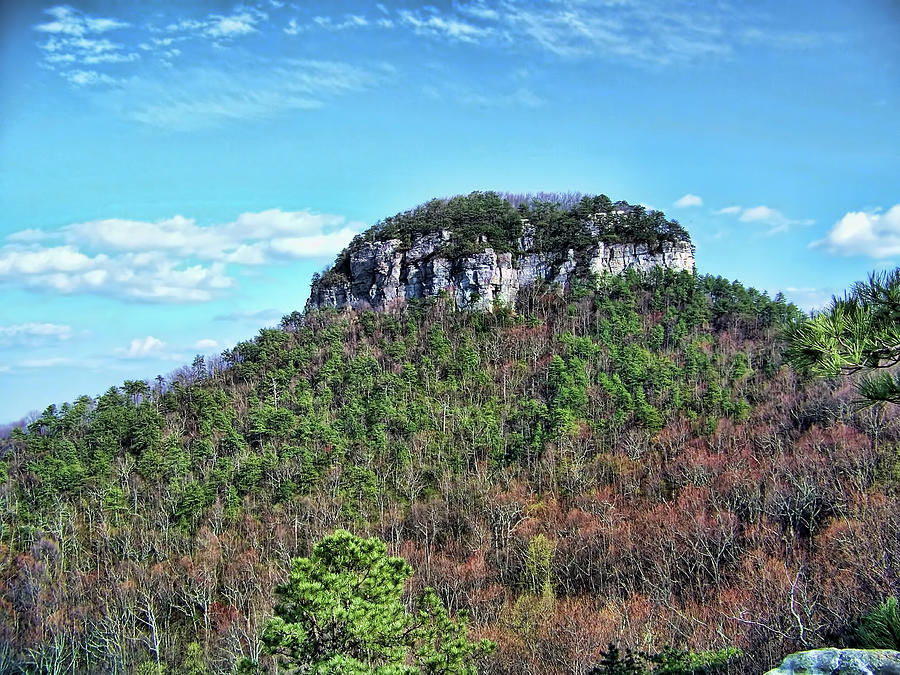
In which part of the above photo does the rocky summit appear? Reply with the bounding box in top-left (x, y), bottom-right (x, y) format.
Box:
top-left (306, 192), bottom-right (696, 312)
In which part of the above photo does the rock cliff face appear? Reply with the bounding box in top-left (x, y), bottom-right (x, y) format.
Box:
top-left (307, 229), bottom-right (694, 313)
top-left (307, 222), bottom-right (694, 313)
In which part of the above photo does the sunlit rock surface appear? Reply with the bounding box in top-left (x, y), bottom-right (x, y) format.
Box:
top-left (307, 226), bottom-right (695, 312)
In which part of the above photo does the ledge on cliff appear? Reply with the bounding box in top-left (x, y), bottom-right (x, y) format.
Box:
top-left (307, 191), bottom-right (695, 313)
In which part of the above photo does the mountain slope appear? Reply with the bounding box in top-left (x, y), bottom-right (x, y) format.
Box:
top-left (1, 209), bottom-right (898, 674)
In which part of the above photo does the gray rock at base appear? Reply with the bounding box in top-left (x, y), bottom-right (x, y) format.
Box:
top-left (306, 226), bottom-right (695, 313)
top-left (765, 648), bottom-right (900, 675)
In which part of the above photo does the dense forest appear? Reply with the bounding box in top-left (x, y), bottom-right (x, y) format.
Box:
top-left (2, 267), bottom-right (898, 674)
top-left (322, 192), bottom-right (691, 284)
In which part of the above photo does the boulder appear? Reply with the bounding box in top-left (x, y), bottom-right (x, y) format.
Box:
top-left (765, 648), bottom-right (900, 675)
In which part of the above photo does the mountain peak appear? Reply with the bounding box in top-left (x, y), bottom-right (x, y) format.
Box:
top-left (307, 191), bottom-right (695, 312)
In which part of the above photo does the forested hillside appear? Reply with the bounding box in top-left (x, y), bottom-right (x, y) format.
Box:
top-left (2, 268), bottom-right (898, 674)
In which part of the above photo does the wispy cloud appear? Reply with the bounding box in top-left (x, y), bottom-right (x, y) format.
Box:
top-left (116, 336), bottom-right (175, 359)
top-left (1, 208), bottom-right (362, 303)
top-left (740, 27), bottom-right (837, 50)
top-left (314, 14), bottom-right (370, 31)
top-left (397, 8), bottom-right (492, 43)
top-left (34, 5), bottom-right (139, 75)
top-left (35, 6), bottom-right (129, 37)
top-left (301, 1), bottom-right (835, 65)
top-left (738, 205), bottom-right (814, 233)
top-left (206, 11), bottom-right (264, 38)
top-left (811, 205), bottom-right (900, 258)
top-left (164, 7), bottom-right (268, 40)
top-left (714, 203), bottom-right (814, 234)
top-left (423, 82), bottom-right (545, 108)
top-left (19, 357), bottom-right (78, 369)
top-left (456, 1), bottom-right (500, 22)
top-left (674, 193), bottom-right (703, 208)
top-left (0, 323), bottom-right (72, 346)
top-left (64, 69), bottom-right (123, 87)
top-left (32, 2), bottom-right (840, 129)
top-left (118, 59), bottom-right (384, 130)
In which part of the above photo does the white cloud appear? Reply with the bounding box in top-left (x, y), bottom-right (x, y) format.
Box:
top-left (738, 205), bottom-right (814, 233)
top-left (164, 18), bottom-right (206, 33)
top-left (206, 10), bottom-right (265, 38)
top-left (811, 205), bottom-right (900, 258)
top-left (65, 69), bottom-right (121, 86)
top-left (7, 229), bottom-right (52, 243)
top-left (164, 7), bottom-right (267, 39)
top-left (83, 52), bottom-right (140, 65)
top-left (674, 193), bottom-right (703, 208)
top-left (0, 323), bottom-right (72, 346)
top-left (0, 208), bottom-right (360, 304)
top-left (397, 9), bottom-right (492, 43)
top-left (0, 245), bottom-right (103, 274)
top-left (312, 15), bottom-right (370, 31)
top-left (36, 16), bottom-right (138, 75)
top-left (268, 228), bottom-right (361, 258)
top-left (456, 1), bottom-right (500, 21)
top-left (35, 6), bottom-right (129, 37)
top-left (62, 209), bottom-right (356, 260)
top-left (739, 206), bottom-right (778, 222)
top-left (118, 336), bottom-right (167, 358)
top-left (713, 203), bottom-right (814, 234)
top-left (140, 37), bottom-right (175, 50)
top-left (0, 244), bottom-right (231, 302)
top-left (194, 338), bottom-right (219, 350)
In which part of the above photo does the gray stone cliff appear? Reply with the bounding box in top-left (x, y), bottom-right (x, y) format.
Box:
top-left (306, 227), bottom-right (694, 313)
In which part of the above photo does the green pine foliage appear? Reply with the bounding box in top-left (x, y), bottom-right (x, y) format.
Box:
top-left (854, 596), bottom-right (900, 651)
top-left (262, 530), bottom-right (492, 673)
top-left (786, 268), bottom-right (900, 406)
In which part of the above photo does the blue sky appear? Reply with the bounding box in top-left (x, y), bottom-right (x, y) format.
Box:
top-left (0, 0), bottom-right (897, 422)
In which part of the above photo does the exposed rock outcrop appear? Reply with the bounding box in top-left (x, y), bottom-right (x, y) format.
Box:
top-left (765, 648), bottom-right (900, 675)
top-left (307, 216), bottom-right (695, 313)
